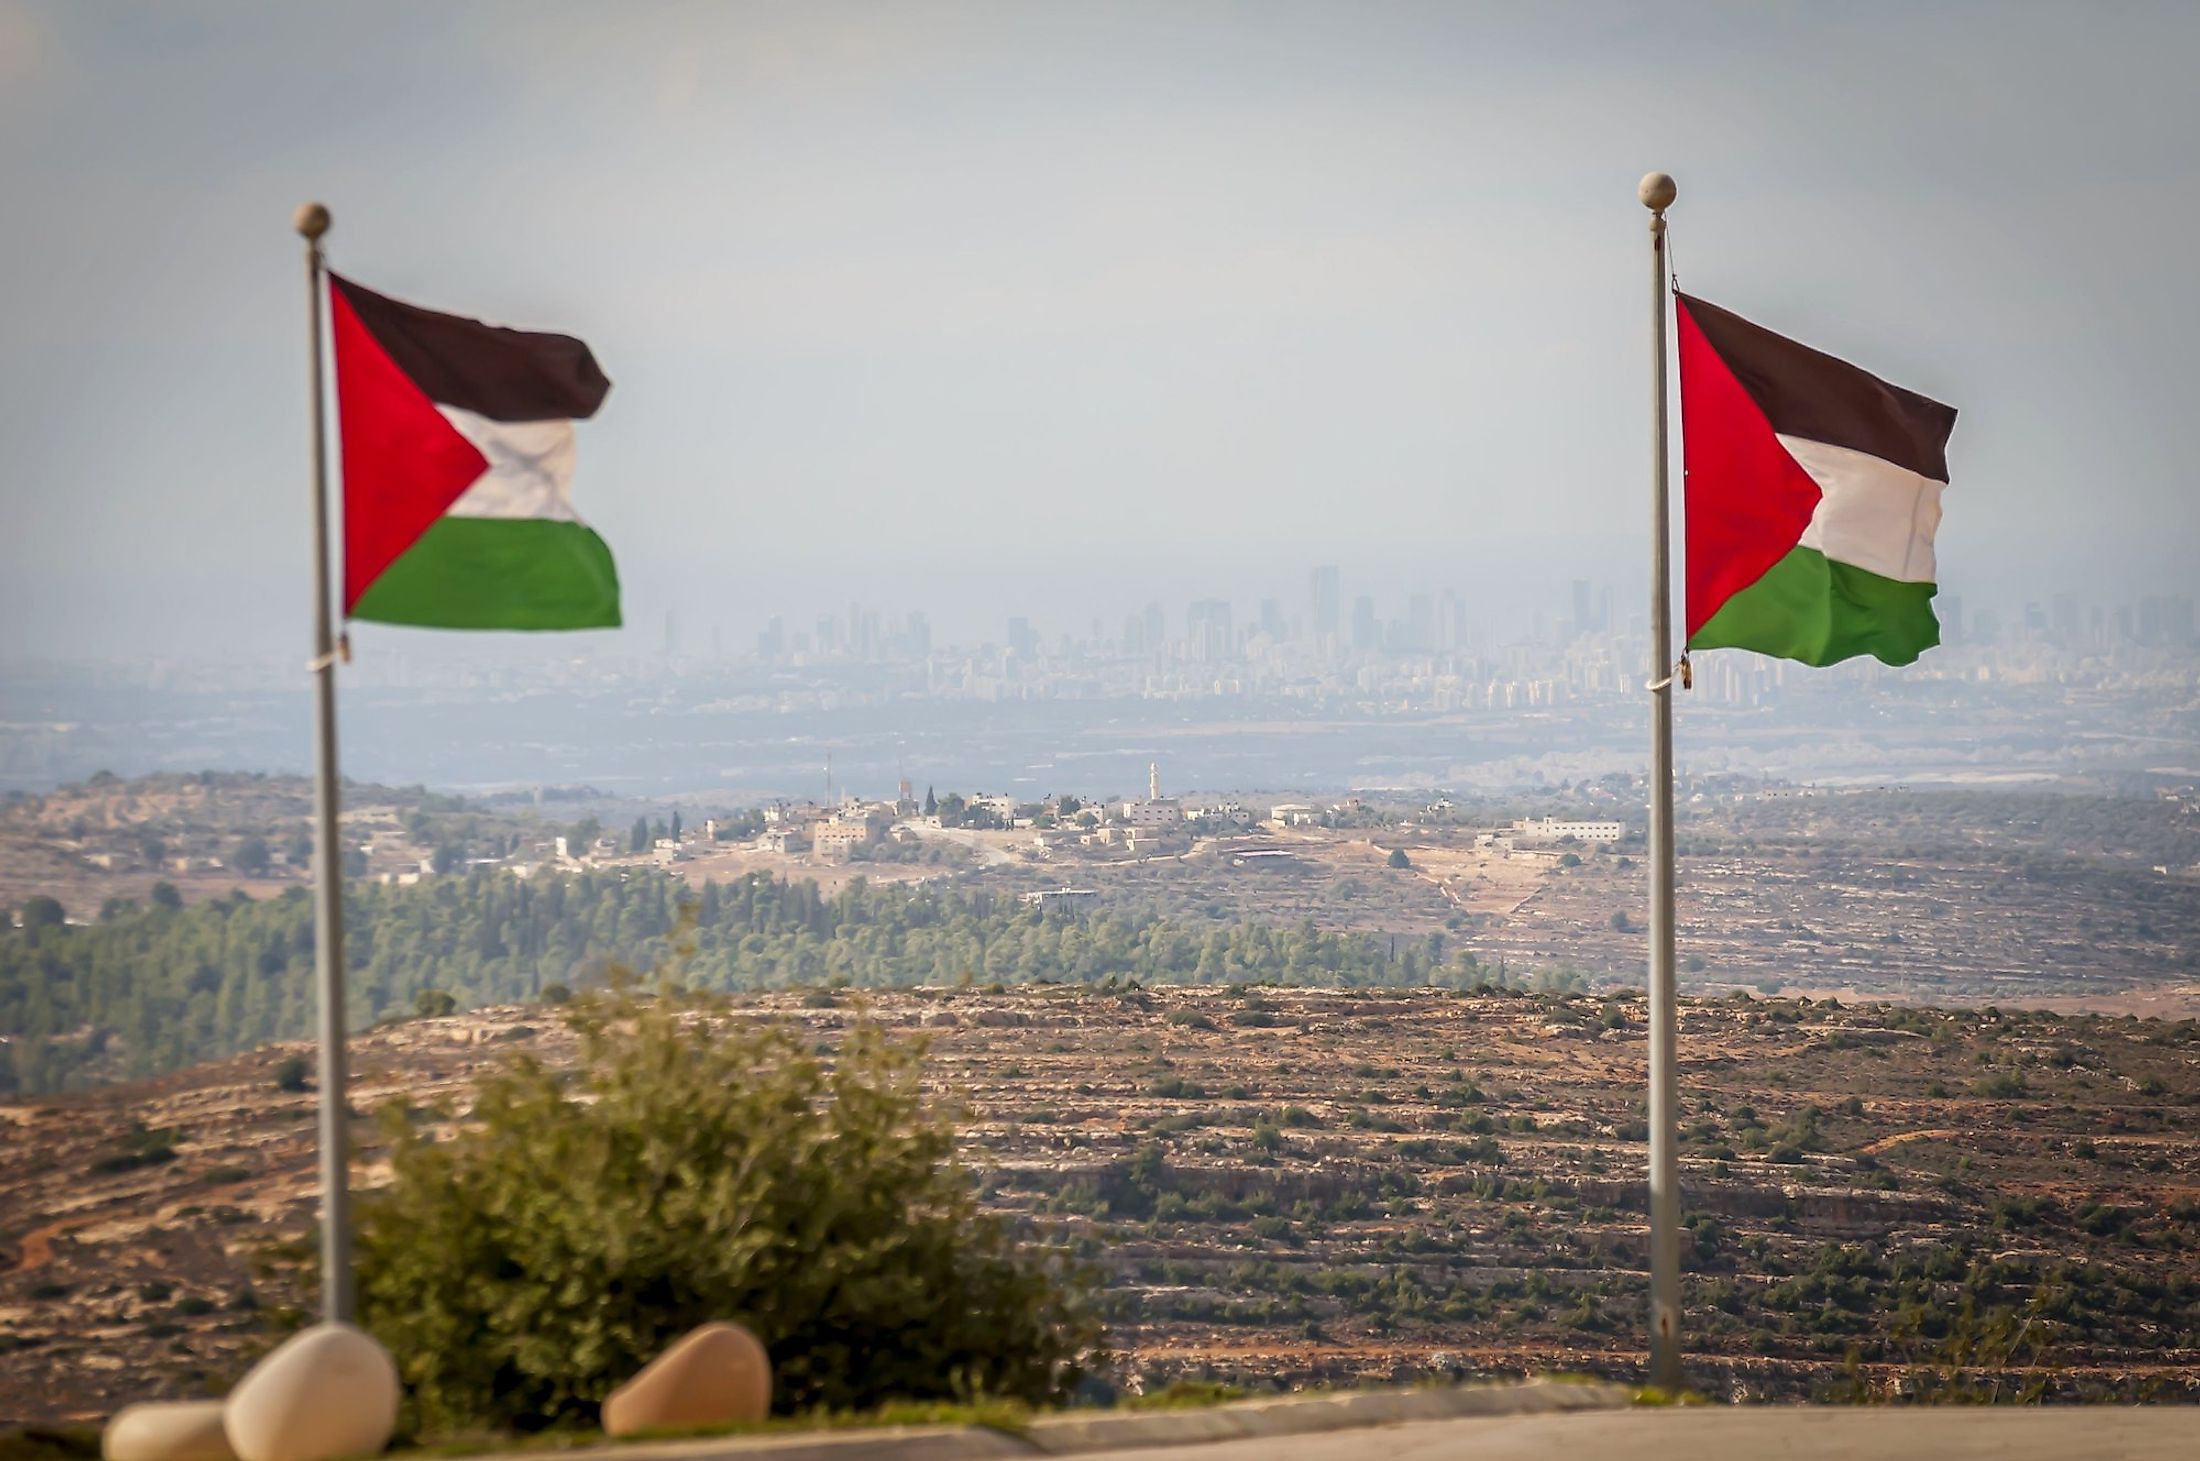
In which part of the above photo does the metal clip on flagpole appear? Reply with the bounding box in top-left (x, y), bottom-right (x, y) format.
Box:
top-left (1639, 170), bottom-right (1684, 1393)
top-left (297, 200), bottom-right (356, 1325)
top-left (1645, 654), bottom-right (1693, 694)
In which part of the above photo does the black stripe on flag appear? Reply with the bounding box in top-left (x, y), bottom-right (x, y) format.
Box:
top-left (331, 274), bottom-right (610, 423)
top-left (1676, 293), bottom-right (1955, 481)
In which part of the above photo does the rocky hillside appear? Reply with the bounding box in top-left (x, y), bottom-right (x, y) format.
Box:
top-left (2, 986), bottom-right (2196, 1421)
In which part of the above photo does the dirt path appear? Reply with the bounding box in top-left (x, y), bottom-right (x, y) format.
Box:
top-left (1858, 1128), bottom-right (1967, 1155)
top-left (7, 1214), bottom-right (84, 1274)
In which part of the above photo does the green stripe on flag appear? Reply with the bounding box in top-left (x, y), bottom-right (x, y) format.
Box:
top-left (1689, 545), bottom-right (1938, 668)
top-left (352, 517), bottom-right (621, 630)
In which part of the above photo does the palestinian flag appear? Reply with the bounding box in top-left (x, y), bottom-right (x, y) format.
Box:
top-left (1678, 293), bottom-right (1955, 667)
top-left (329, 274), bottom-right (619, 629)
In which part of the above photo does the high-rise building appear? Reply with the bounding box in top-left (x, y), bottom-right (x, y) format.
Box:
top-left (1008, 616), bottom-right (1040, 660)
top-left (1406, 592), bottom-right (1434, 651)
top-left (757, 614), bottom-right (785, 658)
top-left (906, 610), bottom-right (932, 659)
top-left (1187, 598), bottom-right (1233, 661)
top-left (1351, 594), bottom-right (1379, 650)
top-left (1258, 597), bottom-right (1286, 641)
top-left (1440, 591), bottom-right (1471, 653)
top-left (1309, 565), bottom-right (1341, 638)
top-left (1143, 601), bottom-right (1166, 652)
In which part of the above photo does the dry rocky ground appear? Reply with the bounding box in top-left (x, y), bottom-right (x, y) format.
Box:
top-left (3, 986), bottom-right (2197, 1423)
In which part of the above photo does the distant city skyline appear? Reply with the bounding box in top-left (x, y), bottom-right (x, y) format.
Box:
top-left (5, 4), bottom-right (2200, 662)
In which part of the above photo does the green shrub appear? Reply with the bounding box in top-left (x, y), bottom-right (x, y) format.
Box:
top-left (272, 1056), bottom-right (310, 1093)
top-left (411, 988), bottom-right (457, 1019)
top-left (355, 991), bottom-right (1097, 1433)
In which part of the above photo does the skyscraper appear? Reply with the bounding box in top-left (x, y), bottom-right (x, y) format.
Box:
top-left (1310, 565), bottom-right (1341, 638)
top-left (1187, 598), bottom-right (1233, 661)
top-left (1351, 594), bottom-right (1378, 650)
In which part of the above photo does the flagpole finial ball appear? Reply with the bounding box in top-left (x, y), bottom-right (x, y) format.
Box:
top-left (1638, 172), bottom-right (1677, 212)
top-left (294, 202), bottom-right (332, 240)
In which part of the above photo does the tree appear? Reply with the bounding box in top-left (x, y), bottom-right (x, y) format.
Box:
top-left (431, 844), bottom-right (464, 876)
top-left (19, 896), bottom-right (65, 930)
top-left (233, 837), bottom-right (272, 877)
top-left (923, 786), bottom-right (938, 817)
top-left (1386, 848), bottom-right (1412, 870)
top-left (356, 993), bottom-right (1097, 1431)
top-left (149, 881), bottom-right (183, 911)
top-left (273, 1055), bottom-right (311, 1092)
top-left (670, 811), bottom-right (682, 842)
top-left (629, 816), bottom-right (650, 854)
top-left (414, 988), bottom-right (458, 1019)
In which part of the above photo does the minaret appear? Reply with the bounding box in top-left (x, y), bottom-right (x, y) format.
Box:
top-left (1149, 761), bottom-right (1160, 801)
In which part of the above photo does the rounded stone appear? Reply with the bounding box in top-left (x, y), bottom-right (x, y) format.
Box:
top-left (105, 1400), bottom-right (238, 1461)
top-left (1638, 171), bottom-right (1677, 211)
top-left (223, 1323), bottom-right (399, 1461)
top-left (293, 202), bottom-right (331, 239)
top-left (601, 1323), bottom-right (772, 1438)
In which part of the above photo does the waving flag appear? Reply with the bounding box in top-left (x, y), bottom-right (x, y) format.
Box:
top-left (1678, 293), bottom-right (1956, 667)
top-left (330, 275), bottom-right (618, 629)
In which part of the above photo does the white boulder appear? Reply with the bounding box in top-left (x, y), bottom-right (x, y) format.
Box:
top-left (104, 1400), bottom-right (237, 1461)
top-left (223, 1323), bottom-right (399, 1461)
top-left (601, 1322), bottom-right (771, 1437)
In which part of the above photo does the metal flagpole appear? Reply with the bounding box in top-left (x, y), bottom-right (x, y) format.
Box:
top-left (297, 200), bottom-right (355, 1324)
top-left (1639, 170), bottom-right (1683, 1391)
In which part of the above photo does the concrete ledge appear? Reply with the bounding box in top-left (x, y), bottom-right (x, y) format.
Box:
top-left (520, 1425), bottom-right (1032, 1461)
top-left (427, 1379), bottom-right (1629, 1461)
top-left (1023, 1378), bottom-right (1632, 1455)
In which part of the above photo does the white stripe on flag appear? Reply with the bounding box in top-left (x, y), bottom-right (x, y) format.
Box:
top-left (1779, 434), bottom-right (1945, 584)
top-left (437, 406), bottom-right (581, 523)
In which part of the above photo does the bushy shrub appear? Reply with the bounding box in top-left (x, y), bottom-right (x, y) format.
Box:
top-left (356, 991), bottom-right (1098, 1433)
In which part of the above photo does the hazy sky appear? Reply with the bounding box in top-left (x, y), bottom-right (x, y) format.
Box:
top-left (3, 1), bottom-right (2196, 659)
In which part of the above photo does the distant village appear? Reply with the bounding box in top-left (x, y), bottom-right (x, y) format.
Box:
top-left (497, 762), bottom-right (1628, 885)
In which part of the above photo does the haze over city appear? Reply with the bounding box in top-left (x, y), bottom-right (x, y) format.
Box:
top-left (4, 1), bottom-right (2200, 665)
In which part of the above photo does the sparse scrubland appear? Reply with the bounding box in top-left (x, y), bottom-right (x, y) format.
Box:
top-left (2, 985), bottom-right (2194, 1423)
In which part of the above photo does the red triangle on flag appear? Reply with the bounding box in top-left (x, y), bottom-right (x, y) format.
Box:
top-left (330, 281), bottom-right (489, 613)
